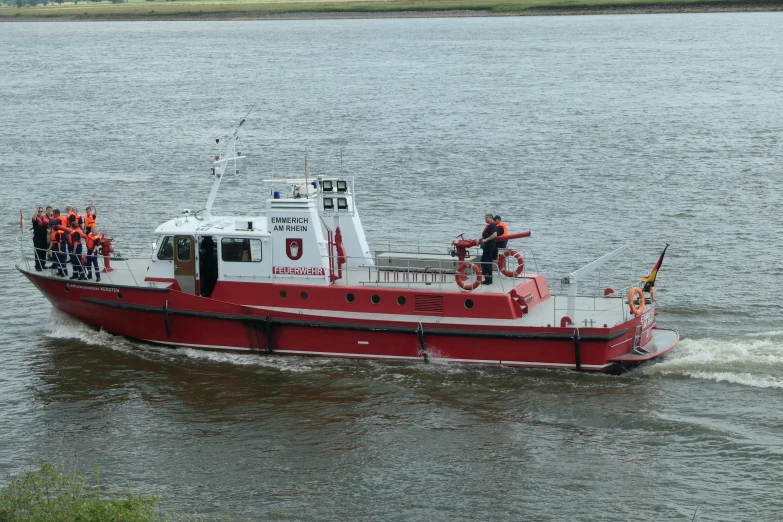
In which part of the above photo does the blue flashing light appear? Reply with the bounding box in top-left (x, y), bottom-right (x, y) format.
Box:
top-left (273, 191), bottom-right (280, 199)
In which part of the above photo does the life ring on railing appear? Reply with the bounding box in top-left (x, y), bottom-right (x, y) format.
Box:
top-left (499, 249), bottom-right (525, 277)
top-left (455, 262), bottom-right (483, 291)
top-left (628, 287), bottom-right (645, 316)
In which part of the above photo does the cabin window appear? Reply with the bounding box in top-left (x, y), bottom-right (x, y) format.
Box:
top-left (221, 238), bottom-right (262, 262)
top-left (176, 237), bottom-right (191, 262)
top-left (157, 236), bottom-right (174, 260)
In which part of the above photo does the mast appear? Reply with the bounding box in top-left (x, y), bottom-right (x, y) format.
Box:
top-left (204, 118), bottom-right (246, 219)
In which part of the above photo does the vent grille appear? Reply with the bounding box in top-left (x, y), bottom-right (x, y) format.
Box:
top-left (414, 294), bottom-right (444, 314)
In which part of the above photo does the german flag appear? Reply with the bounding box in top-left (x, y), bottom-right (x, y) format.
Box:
top-left (641, 244), bottom-right (668, 292)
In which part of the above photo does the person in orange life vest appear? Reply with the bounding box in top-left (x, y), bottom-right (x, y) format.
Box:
top-left (85, 225), bottom-right (101, 282)
top-left (84, 201), bottom-right (97, 231)
top-left (493, 215), bottom-right (508, 260)
top-left (69, 207), bottom-right (84, 233)
top-left (31, 206), bottom-right (49, 271)
top-left (50, 209), bottom-right (70, 277)
top-left (478, 213), bottom-right (498, 285)
top-left (68, 216), bottom-right (88, 280)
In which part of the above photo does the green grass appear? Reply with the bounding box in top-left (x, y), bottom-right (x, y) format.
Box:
top-left (0, 462), bottom-right (159, 522)
top-left (1, 0), bottom-right (781, 18)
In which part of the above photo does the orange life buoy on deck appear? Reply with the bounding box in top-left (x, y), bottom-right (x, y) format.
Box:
top-left (455, 263), bottom-right (483, 291)
top-left (499, 249), bottom-right (525, 277)
top-left (628, 287), bottom-right (645, 316)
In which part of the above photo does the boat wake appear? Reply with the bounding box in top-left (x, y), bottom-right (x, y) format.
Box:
top-left (643, 331), bottom-right (783, 389)
top-left (44, 311), bottom-right (343, 374)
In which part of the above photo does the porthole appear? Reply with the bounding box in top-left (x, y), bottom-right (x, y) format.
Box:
top-left (371, 294), bottom-right (381, 304)
top-left (117, 292), bottom-right (123, 300)
top-left (464, 299), bottom-right (474, 309)
top-left (397, 296), bottom-right (406, 306)
top-left (301, 291), bottom-right (308, 300)
top-left (346, 293), bottom-right (355, 303)
top-left (279, 290), bottom-right (287, 298)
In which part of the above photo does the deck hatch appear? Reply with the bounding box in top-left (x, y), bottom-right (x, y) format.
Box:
top-left (414, 294), bottom-right (444, 314)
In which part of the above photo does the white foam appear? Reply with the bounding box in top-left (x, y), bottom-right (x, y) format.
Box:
top-left (46, 310), bottom-right (132, 349)
top-left (175, 348), bottom-right (336, 373)
top-left (45, 311), bottom-right (340, 373)
top-left (745, 330), bottom-right (783, 339)
top-left (644, 336), bottom-right (783, 389)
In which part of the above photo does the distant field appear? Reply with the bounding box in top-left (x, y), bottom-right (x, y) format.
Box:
top-left (1, 0), bottom-right (781, 19)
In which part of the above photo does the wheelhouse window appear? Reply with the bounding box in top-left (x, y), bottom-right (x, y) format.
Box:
top-left (157, 236), bottom-right (174, 260)
top-left (176, 237), bottom-right (192, 261)
top-left (221, 238), bottom-right (262, 262)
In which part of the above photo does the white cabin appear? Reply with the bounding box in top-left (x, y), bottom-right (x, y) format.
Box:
top-left (146, 175), bottom-right (373, 296)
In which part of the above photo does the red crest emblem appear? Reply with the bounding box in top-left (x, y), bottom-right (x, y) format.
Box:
top-left (286, 238), bottom-right (303, 260)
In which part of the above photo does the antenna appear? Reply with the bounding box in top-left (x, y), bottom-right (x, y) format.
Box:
top-left (304, 150), bottom-right (309, 192)
top-left (340, 148), bottom-right (344, 176)
top-left (204, 118), bottom-right (247, 219)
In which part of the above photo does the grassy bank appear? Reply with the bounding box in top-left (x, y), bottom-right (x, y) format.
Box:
top-left (0, 462), bottom-right (158, 521)
top-left (1, 0), bottom-right (782, 20)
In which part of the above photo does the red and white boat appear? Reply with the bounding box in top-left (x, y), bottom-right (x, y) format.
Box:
top-left (18, 120), bottom-right (678, 373)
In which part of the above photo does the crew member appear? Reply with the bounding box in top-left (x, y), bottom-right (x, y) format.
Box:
top-left (478, 213), bottom-right (497, 285)
top-left (68, 217), bottom-right (88, 280)
top-left (45, 206), bottom-right (54, 261)
top-left (31, 207), bottom-right (49, 271)
top-left (69, 207), bottom-right (84, 232)
top-left (84, 201), bottom-right (97, 231)
top-left (494, 215), bottom-right (509, 260)
top-left (50, 209), bottom-right (69, 277)
top-left (85, 226), bottom-right (101, 282)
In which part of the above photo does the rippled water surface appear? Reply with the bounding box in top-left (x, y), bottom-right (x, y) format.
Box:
top-left (1, 13), bottom-right (783, 520)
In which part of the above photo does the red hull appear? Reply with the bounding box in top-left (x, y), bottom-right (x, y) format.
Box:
top-left (23, 270), bottom-right (678, 373)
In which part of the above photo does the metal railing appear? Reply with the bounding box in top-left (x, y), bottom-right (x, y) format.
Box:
top-left (373, 241), bottom-right (453, 255)
top-left (17, 237), bottom-right (142, 287)
top-left (551, 294), bottom-right (629, 328)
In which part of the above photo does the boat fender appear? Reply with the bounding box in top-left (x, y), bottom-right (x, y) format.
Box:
top-left (499, 249), bottom-right (525, 277)
top-left (455, 263), bottom-right (483, 291)
top-left (628, 287), bottom-right (645, 316)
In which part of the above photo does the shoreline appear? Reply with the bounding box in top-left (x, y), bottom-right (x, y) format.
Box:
top-left (2, 1), bottom-right (782, 22)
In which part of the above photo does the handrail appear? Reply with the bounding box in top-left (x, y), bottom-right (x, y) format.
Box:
top-left (18, 241), bottom-right (143, 287)
top-left (373, 241), bottom-right (451, 254)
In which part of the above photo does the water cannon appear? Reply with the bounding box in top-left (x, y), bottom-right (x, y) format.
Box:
top-left (99, 232), bottom-right (116, 273)
top-left (450, 233), bottom-right (480, 261)
top-left (449, 230), bottom-right (532, 261)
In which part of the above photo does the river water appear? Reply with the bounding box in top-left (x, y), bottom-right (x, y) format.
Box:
top-left (1, 13), bottom-right (782, 520)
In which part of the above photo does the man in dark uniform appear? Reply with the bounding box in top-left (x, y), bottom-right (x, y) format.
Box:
top-left (31, 207), bottom-right (49, 271)
top-left (478, 213), bottom-right (497, 285)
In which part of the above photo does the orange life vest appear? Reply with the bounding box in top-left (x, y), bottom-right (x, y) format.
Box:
top-left (69, 212), bottom-right (82, 228)
top-left (85, 213), bottom-right (97, 229)
top-left (69, 228), bottom-right (85, 247)
top-left (496, 221), bottom-right (508, 238)
top-left (86, 233), bottom-right (100, 251)
top-left (52, 216), bottom-right (68, 243)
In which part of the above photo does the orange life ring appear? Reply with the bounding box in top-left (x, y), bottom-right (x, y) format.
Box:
top-left (499, 249), bottom-right (525, 277)
top-left (455, 262), bottom-right (483, 291)
top-left (628, 287), bottom-right (645, 316)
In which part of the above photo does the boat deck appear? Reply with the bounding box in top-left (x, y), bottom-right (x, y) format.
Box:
top-left (19, 257), bottom-right (633, 329)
